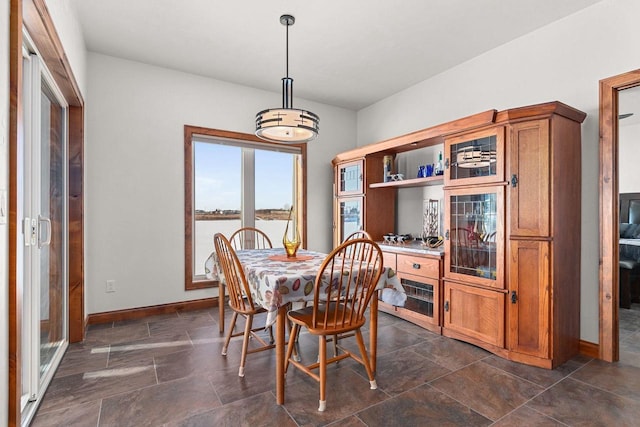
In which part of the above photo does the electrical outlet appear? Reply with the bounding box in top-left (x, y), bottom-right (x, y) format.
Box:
top-left (105, 280), bottom-right (116, 293)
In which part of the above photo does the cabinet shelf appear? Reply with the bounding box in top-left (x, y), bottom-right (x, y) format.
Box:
top-left (369, 175), bottom-right (444, 189)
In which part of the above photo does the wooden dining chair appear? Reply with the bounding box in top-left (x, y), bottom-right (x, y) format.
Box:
top-left (213, 233), bottom-right (275, 377)
top-left (229, 227), bottom-right (273, 250)
top-left (328, 229), bottom-right (373, 356)
top-left (344, 230), bottom-right (372, 242)
top-left (284, 238), bottom-right (383, 411)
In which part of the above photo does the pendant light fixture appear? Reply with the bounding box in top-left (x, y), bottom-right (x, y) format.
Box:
top-left (255, 14), bottom-right (319, 143)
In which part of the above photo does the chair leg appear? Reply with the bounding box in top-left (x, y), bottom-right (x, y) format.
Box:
top-left (333, 334), bottom-right (339, 358)
top-left (222, 311), bottom-right (239, 356)
top-left (268, 324), bottom-right (275, 345)
top-left (355, 329), bottom-right (377, 390)
top-left (239, 314), bottom-right (253, 377)
top-left (286, 314), bottom-right (300, 362)
top-left (318, 335), bottom-right (327, 412)
top-left (285, 324), bottom-right (299, 373)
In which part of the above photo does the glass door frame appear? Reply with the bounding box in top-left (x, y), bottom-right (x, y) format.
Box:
top-left (20, 36), bottom-right (69, 420)
top-left (444, 127), bottom-right (505, 187)
top-left (444, 185), bottom-right (505, 289)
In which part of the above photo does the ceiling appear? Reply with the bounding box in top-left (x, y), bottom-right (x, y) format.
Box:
top-left (70, 0), bottom-right (603, 110)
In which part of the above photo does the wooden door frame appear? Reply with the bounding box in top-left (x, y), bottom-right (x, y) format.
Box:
top-left (599, 69), bottom-right (640, 362)
top-left (9, 0), bottom-right (85, 425)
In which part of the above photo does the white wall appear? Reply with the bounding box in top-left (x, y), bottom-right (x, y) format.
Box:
top-left (1, 1), bottom-right (10, 424)
top-left (357, 0), bottom-right (640, 343)
top-left (84, 52), bottom-right (356, 314)
top-left (45, 0), bottom-right (87, 96)
top-left (619, 122), bottom-right (640, 193)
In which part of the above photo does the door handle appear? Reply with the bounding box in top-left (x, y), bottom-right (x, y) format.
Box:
top-left (38, 215), bottom-right (52, 248)
top-left (511, 291), bottom-right (518, 304)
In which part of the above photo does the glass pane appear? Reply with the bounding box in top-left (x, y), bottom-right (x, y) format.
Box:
top-left (255, 150), bottom-right (296, 247)
top-left (39, 81), bottom-right (66, 379)
top-left (194, 142), bottom-right (241, 276)
top-left (449, 135), bottom-right (497, 181)
top-left (401, 278), bottom-right (434, 318)
top-left (340, 163), bottom-right (361, 193)
top-left (449, 192), bottom-right (497, 280)
top-left (339, 198), bottom-right (362, 241)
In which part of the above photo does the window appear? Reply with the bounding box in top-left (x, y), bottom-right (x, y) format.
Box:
top-left (184, 126), bottom-right (306, 290)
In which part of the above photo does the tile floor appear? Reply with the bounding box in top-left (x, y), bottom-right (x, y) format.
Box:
top-left (30, 305), bottom-right (640, 426)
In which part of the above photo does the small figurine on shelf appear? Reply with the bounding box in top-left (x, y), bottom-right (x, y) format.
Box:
top-left (434, 151), bottom-right (444, 176)
top-left (417, 165), bottom-right (425, 178)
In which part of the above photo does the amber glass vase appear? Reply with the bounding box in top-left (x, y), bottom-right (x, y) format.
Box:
top-left (283, 209), bottom-right (301, 258)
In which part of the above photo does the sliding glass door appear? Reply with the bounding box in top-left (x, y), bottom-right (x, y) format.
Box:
top-left (20, 48), bottom-right (68, 423)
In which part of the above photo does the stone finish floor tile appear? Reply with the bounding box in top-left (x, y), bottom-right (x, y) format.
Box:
top-left (31, 308), bottom-right (640, 426)
top-left (166, 391), bottom-right (296, 427)
top-left (284, 368), bottom-right (388, 426)
top-left (54, 341), bottom-right (109, 378)
top-left (411, 335), bottom-right (491, 371)
top-left (106, 331), bottom-right (192, 367)
top-left (430, 360), bottom-right (544, 421)
top-left (357, 384), bottom-right (491, 427)
top-left (570, 358), bottom-right (640, 400)
top-left (83, 322), bottom-right (150, 346)
top-left (491, 405), bottom-right (566, 426)
top-left (99, 376), bottom-right (220, 426)
top-left (527, 377), bottom-right (640, 425)
top-left (351, 347), bottom-right (451, 396)
top-left (483, 355), bottom-right (583, 388)
top-left (37, 358), bottom-right (157, 413)
top-left (30, 401), bottom-right (101, 427)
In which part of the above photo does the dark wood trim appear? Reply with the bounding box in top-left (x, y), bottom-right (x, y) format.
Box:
top-left (183, 125), bottom-right (308, 290)
top-left (9, 2), bottom-right (23, 425)
top-left (86, 298), bottom-right (218, 325)
top-left (23, 0), bottom-right (83, 106)
top-left (579, 340), bottom-right (600, 359)
top-left (599, 69), bottom-right (640, 363)
top-left (68, 106), bottom-right (84, 342)
top-left (183, 126), bottom-right (216, 290)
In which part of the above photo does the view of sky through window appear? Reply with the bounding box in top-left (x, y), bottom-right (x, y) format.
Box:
top-left (194, 142), bottom-right (294, 211)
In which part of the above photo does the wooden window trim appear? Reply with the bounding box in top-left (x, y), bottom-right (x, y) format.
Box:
top-left (183, 125), bottom-right (307, 290)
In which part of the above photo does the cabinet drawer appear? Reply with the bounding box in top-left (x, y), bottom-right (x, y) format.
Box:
top-left (397, 254), bottom-right (439, 279)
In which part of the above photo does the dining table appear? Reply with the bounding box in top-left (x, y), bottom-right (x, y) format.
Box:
top-left (205, 247), bottom-right (406, 405)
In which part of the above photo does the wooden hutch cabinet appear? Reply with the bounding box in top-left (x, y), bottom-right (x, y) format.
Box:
top-left (332, 101), bottom-right (585, 369)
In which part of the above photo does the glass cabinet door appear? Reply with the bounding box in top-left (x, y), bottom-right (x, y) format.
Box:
top-left (338, 197), bottom-right (363, 242)
top-left (337, 160), bottom-right (363, 195)
top-left (444, 186), bottom-right (504, 288)
top-left (445, 127), bottom-right (504, 186)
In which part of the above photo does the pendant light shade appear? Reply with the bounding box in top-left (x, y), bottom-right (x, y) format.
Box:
top-left (255, 14), bottom-right (319, 143)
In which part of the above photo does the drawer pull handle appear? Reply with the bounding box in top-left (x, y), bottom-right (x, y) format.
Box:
top-left (412, 263), bottom-right (421, 269)
top-left (444, 301), bottom-right (449, 312)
